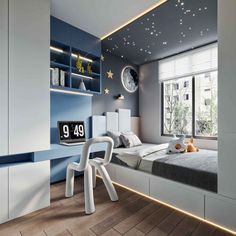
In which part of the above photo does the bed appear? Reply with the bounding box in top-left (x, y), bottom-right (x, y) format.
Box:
top-left (91, 110), bottom-right (236, 232)
top-left (112, 144), bottom-right (218, 192)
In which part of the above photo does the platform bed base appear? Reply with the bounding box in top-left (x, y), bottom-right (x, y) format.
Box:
top-left (98, 163), bottom-right (236, 234)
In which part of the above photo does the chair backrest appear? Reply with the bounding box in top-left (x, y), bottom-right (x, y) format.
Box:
top-left (80, 136), bottom-right (114, 169)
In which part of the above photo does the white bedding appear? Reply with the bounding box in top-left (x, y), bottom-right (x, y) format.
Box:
top-left (114, 143), bottom-right (168, 170)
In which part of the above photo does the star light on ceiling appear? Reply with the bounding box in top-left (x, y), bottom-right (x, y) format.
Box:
top-left (102, 0), bottom-right (216, 65)
top-left (107, 70), bottom-right (114, 79)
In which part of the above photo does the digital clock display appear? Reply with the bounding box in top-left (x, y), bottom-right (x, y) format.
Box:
top-left (58, 121), bottom-right (86, 142)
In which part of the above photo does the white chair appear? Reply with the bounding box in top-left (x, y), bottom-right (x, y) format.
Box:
top-left (89, 137), bottom-right (118, 202)
top-left (65, 137), bottom-right (118, 214)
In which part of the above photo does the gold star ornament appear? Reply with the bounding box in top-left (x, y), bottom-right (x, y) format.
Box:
top-left (104, 88), bottom-right (110, 95)
top-left (107, 70), bottom-right (114, 79)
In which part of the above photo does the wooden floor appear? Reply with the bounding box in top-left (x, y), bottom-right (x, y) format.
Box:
top-left (0, 177), bottom-right (234, 236)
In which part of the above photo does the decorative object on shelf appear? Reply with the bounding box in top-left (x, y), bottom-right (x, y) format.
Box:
top-left (121, 66), bottom-right (139, 93)
top-left (107, 70), bottom-right (114, 79)
top-left (79, 79), bottom-right (86, 91)
top-left (104, 88), bottom-right (110, 95)
top-left (60, 70), bottom-right (65, 87)
top-left (101, 54), bottom-right (104, 61)
top-left (87, 63), bottom-right (92, 74)
top-left (76, 53), bottom-right (85, 73)
top-left (117, 94), bottom-right (125, 100)
top-left (51, 68), bottom-right (59, 86)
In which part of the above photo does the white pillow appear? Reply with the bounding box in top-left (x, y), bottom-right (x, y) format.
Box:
top-left (120, 131), bottom-right (142, 148)
top-left (107, 131), bottom-right (123, 148)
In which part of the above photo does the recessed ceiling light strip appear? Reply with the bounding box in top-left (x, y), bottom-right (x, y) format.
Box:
top-left (100, 0), bottom-right (167, 40)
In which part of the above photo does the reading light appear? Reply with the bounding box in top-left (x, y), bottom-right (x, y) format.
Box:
top-left (50, 46), bottom-right (64, 53)
top-left (50, 88), bottom-right (93, 96)
top-left (100, 0), bottom-right (167, 40)
top-left (117, 94), bottom-right (125, 100)
top-left (71, 73), bottom-right (93, 80)
top-left (96, 175), bottom-right (236, 235)
top-left (71, 53), bottom-right (93, 63)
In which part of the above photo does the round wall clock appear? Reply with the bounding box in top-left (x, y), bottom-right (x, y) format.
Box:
top-left (121, 66), bottom-right (139, 93)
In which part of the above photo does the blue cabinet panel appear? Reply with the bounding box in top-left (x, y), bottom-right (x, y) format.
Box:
top-left (51, 16), bottom-right (70, 45)
top-left (51, 16), bottom-right (101, 57)
top-left (70, 25), bottom-right (101, 57)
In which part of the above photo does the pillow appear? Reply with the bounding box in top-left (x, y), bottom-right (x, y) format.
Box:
top-left (120, 131), bottom-right (142, 148)
top-left (107, 131), bottom-right (123, 148)
top-left (167, 134), bottom-right (186, 154)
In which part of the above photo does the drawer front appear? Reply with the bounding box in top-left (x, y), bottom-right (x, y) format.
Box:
top-left (205, 196), bottom-right (236, 231)
top-left (150, 176), bottom-right (204, 218)
top-left (115, 165), bottom-right (149, 195)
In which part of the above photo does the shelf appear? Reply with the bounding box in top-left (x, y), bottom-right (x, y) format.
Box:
top-left (70, 70), bottom-right (100, 80)
top-left (50, 85), bottom-right (101, 96)
top-left (50, 61), bottom-right (70, 69)
top-left (50, 40), bottom-right (101, 94)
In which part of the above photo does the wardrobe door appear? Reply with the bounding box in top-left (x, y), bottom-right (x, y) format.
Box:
top-left (0, 167), bottom-right (9, 223)
top-left (0, 0), bottom-right (9, 156)
top-left (8, 0), bottom-right (50, 154)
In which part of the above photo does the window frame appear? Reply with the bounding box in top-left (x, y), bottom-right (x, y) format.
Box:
top-left (161, 74), bottom-right (217, 140)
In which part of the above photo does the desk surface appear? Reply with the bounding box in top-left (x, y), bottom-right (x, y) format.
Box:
top-left (32, 143), bottom-right (106, 162)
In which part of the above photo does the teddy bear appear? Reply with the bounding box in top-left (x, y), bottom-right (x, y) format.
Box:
top-left (185, 137), bottom-right (199, 152)
top-left (167, 134), bottom-right (187, 154)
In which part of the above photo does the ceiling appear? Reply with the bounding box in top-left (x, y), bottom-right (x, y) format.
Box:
top-left (50, 0), bottom-right (165, 39)
top-left (102, 0), bottom-right (217, 65)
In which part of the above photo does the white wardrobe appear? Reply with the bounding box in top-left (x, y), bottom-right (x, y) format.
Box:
top-left (0, 0), bottom-right (50, 156)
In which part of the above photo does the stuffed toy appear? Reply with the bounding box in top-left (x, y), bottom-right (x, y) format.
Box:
top-left (167, 134), bottom-right (187, 154)
top-left (186, 137), bottom-right (199, 152)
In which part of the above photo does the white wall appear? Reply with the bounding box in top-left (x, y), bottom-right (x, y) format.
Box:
top-left (218, 0), bottom-right (236, 199)
top-left (139, 61), bottom-right (217, 150)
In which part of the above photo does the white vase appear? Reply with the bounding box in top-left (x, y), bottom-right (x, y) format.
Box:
top-left (79, 80), bottom-right (86, 91)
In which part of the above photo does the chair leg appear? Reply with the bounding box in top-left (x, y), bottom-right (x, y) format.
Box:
top-left (92, 165), bottom-right (97, 188)
top-left (84, 165), bottom-right (95, 214)
top-left (65, 166), bottom-right (75, 197)
top-left (97, 165), bottom-right (118, 202)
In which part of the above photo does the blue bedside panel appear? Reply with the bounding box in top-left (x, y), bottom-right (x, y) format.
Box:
top-left (51, 16), bottom-right (70, 45)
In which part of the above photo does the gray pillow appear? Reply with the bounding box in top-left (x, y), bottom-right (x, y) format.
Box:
top-left (120, 132), bottom-right (142, 148)
top-left (107, 131), bottom-right (123, 148)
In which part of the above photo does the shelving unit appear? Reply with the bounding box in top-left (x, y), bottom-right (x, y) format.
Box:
top-left (50, 40), bottom-right (101, 96)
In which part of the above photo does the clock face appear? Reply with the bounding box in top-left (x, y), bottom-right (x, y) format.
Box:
top-left (121, 66), bottom-right (139, 93)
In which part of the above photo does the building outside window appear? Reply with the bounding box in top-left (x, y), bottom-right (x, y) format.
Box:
top-left (159, 44), bottom-right (218, 138)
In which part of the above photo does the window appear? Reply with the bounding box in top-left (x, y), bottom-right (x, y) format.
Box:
top-left (183, 94), bottom-right (189, 100)
top-left (184, 81), bottom-right (189, 88)
top-left (159, 44), bottom-right (217, 138)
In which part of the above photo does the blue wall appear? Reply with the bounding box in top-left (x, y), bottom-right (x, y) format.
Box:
top-left (50, 17), bottom-right (101, 182)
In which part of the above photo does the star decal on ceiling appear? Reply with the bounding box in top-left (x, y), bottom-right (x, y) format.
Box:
top-left (101, 54), bottom-right (104, 61)
top-left (107, 70), bottom-right (114, 79)
top-left (104, 88), bottom-right (110, 95)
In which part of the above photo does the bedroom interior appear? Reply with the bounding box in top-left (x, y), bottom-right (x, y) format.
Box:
top-left (1, 0), bottom-right (236, 235)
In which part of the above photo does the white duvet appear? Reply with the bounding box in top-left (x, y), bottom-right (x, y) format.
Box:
top-left (116, 143), bottom-right (168, 169)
